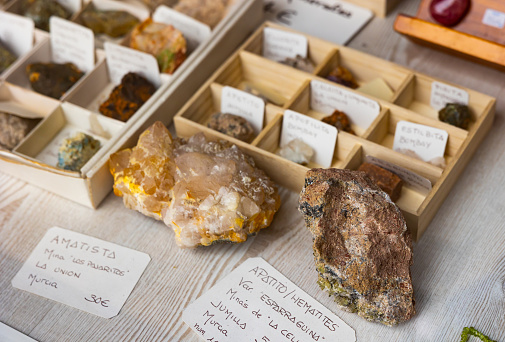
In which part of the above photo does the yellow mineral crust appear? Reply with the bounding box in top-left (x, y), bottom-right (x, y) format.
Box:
top-left (109, 121), bottom-right (281, 248)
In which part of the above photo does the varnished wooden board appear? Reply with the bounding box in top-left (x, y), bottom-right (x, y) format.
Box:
top-left (394, 15), bottom-right (505, 71)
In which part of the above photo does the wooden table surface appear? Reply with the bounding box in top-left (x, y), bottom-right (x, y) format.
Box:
top-left (1, 1), bottom-right (504, 341)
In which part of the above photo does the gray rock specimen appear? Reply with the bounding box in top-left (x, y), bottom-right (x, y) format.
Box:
top-left (298, 168), bottom-right (415, 326)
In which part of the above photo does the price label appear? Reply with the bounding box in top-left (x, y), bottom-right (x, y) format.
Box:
top-left (12, 227), bottom-right (150, 318)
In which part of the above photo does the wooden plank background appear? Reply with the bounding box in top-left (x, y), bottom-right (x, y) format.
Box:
top-left (1, 0), bottom-right (504, 340)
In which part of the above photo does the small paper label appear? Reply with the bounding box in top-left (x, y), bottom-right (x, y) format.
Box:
top-left (57, 0), bottom-right (81, 13)
top-left (263, 0), bottom-right (373, 45)
top-left (310, 79), bottom-right (380, 129)
top-left (0, 12), bottom-right (34, 57)
top-left (263, 27), bottom-right (308, 62)
top-left (393, 121), bottom-right (448, 162)
top-left (104, 42), bottom-right (161, 88)
top-left (365, 155), bottom-right (432, 194)
top-left (430, 81), bottom-right (469, 110)
top-left (281, 110), bottom-right (337, 167)
top-left (482, 8), bottom-right (505, 29)
top-left (221, 86), bottom-right (265, 133)
top-left (0, 322), bottom-right (37, 342)
top-left (11, 227), bottom-right (150, 318)
top-left (153, 5), bottom-right (212, 52)
top-left (50, 17), bottom-right (94, 73)
top-left (183, 257), bottom-right (356, 342)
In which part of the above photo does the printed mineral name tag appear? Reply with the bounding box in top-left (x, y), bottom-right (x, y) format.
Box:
top-left (11, 227), bottom-right (150, 319)
top-left (153, 5), bottom-right (211, 51)
top-left (263, 27), bottom-right (308, 62)
top-left (365, 155), bottom-right (432, 194)
top-left (393, 121), bottom-right (448, 162)
top-left (264, 0), bottom-right (373, 45)
top-left (50, 17), bottom-right (94, 73)
top-left (311, 79), bottom-right (380, 129)
top-left (281, 110), bottom-right (337, 168)
top-left (0, 12), bottom-right (34, 57)
top-left (482, 8), bottom-right (505, 29)
top-left (221, 86), bottom-right (265, 133)
top-left (104, 42), bottom-right (161, 88)
top-left (183, 257), bottom-right (356, 342)
top-left (430, 81), bottom-right (469, 110)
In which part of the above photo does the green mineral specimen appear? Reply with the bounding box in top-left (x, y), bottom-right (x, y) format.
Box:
top-left (26, 62), bottom-right (84, 99)
top-left (0, 41), bottom-right (16, 73)
top-left (81, 5), bottom-right (139, 38)
top-left (438, 103), bottom-right (472, 129)
top-left (57, 132), bottom-right (101, 171)
top-left (22, 0), bottom-right (71, 31)
top-left (460, 327), bottom-right (497, 342)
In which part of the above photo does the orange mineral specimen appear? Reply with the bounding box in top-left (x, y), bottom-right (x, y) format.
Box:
top-left (109, 121), bottom-right (281, 248)
top-left (358, 162), bottom-right (403, 201)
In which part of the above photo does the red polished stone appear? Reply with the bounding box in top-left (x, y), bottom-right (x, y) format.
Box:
top-left (429, 0), bottom-right (470, 27)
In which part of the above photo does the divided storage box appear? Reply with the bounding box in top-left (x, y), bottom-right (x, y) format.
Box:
top-left (0, 0), bottom-right (263, 208)
top-left (174, 22), bottom-right (496, 240)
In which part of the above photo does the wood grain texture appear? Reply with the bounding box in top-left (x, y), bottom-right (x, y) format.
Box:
top-left (1, 0), bottom-right (505, 341)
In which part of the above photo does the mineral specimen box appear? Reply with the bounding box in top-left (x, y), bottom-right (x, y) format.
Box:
top-left (174, 22), bottom-right (496, 240)
top-left (0, 0), bottom-right (263, 208)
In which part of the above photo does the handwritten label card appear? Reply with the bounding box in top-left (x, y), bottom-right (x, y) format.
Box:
top-left (11, 227), bottom-right (150, 318)
top-left (263, 0), bottom-right (373, 45)
top-left (430, 81), bottom-right (469, 110)
top-left (365, 155), bottom-right (432, 195)
top-left (393, 121), bottom-right (448, 163)
top-left (263, 27), bottom-right (308, 62)
top-left (482, 8), bottom-right (505, 29)
top-left (310, 79), bottom-right (380, 129)
top-left (281, 110), bottom-right (337, 167)
top-left (104, 42), bottom-right (161, 88)
top-left (0, 12), bottom-right (34, 57)
top-left (183, 257), bottom-right (356, 342)
top-left (221, 86), bottom-right (265, 133)
top-left (153, 5), bottom-right (211, 52)
top-left (50, 17), bottom-right (94, 73)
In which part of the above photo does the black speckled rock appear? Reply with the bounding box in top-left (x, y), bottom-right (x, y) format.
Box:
top-left (299, 168), bottom-right (415, 326)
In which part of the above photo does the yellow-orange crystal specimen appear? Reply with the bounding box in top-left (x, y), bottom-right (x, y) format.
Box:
top-left (109, 121), bottom-right (280, 248)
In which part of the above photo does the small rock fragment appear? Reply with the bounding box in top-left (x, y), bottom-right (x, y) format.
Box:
top-left (358, 162), bottom-right (403, 201)
top-left (299, 168), bottom-right (415, 326)
top-left (26, 62), bottom-right (84, 99)
top-left (81, 4), bottom-right (139, 38)
top-left (322, 109), bottom-right (355, 135)
top-left (0, 112), bottom-right (40, 150)
top-left (395, 148), bottom-right (446, 168)
top-left (130, 18), bottom-right (187, 74)
top-left (173, 0), bottom-right (228, 28)
top-left (109, 122), bottom-right (281, 248)
top-left (0, 41), bottom-right (17, 73)
top-left (280, 55), bottom-right (315, 73)
top-left (326, 66), bottom-right (358, 89)
top-left (438, 103), bottom-right (471, 129)
top-left (207, 112), bottom-right (255, 142)
top-left (277, 138), bottom-right (314, 165)
top-left (57, 132), bottom-right (101, 171)
top-left (99, 72), bottom-right (155, 122)
top-left (22, 0), bottom-right (71, 31)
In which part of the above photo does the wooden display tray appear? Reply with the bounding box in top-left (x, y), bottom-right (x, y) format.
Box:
top-left (395, 1), bottom-right (505, 71)
top-left (0, 0), bottom-right (263, 208)
top-left (346, 0), bottom-right (403, 17)
top-left (174, 22), bottom-right (496, 241)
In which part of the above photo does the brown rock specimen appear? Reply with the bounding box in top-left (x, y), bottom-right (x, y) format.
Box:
top-left (99, 72), bottom-right (155, 122)
top-left (26, 62), bottom-right (84, 99)
top-left (322, 109), bottom-right (355, 135)
top-left (130, 18), bottom-right (186, 74)
top-left (358, 162), bottom-right (403, 201)
top-left (207, 112), bottom-right (255, 142)
top-left (326, 66), bottom-right (358, 89)
top-left (173, 0), bottom-right (229, 28)
top-left (298, 168), bottom-right (415, 326)
top-left (110, 121), bottom-right (281, 248)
